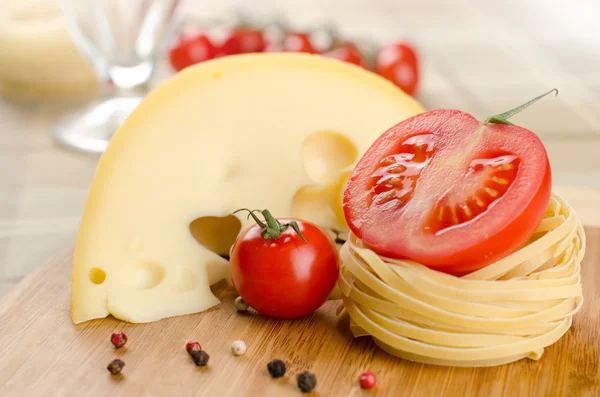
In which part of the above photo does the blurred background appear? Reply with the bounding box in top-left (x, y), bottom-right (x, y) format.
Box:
top-left (0, 0), bottom-right (599, 297)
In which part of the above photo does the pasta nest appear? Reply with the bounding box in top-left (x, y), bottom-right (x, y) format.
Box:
top-left (337, 194), bottom-right (585, 367)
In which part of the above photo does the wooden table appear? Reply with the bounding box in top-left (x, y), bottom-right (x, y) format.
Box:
top-left (0, 228), bottom-right (598, 396)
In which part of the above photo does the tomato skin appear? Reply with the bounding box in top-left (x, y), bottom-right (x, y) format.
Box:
top-left (169, 34), bottom-right (217, 71)
top-left (282, 32), bottom-right (319, 54)
top-left (230, 219), bottom-right (339, 319)
top-left (219, 34), bottom-right (242, 56)
top-left (343, 110), bottom-right (552, 275)
top-left (324, 42), bottom-right (367, 67)
top-left (375, 42), bottom-right (419, 95)
top-left (220, 29), bottom-right (267, 55)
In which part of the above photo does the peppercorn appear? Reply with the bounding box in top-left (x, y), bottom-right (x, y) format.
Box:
top-left (297, 371), bottom-right (316, 393)
top-left (110, 332), bottom-right (127, 348)
top-left (231, 340), bottom-right (247, 356)
top-left (186, 341), bottom-right (202, 355)
top-left (191, 349), bottom-right (210, 366)
top-left (107, 359), bottom-right (125, 375)
top-left (359, 371), bottom-right (377, 389)
top-left (234, 296), bottom-right (249, 311)
top-left (267, 359), bottom-right (286, 378)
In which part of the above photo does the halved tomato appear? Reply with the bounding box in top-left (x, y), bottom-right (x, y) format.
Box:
top-left (343, 94), bottom-right (555, 275)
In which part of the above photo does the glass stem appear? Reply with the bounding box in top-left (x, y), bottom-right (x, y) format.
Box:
top-left (106, 61), bottom-right (155, 94)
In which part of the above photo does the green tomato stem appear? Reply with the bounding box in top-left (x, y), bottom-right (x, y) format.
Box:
top-left (483, 89), bottom-right (558, 125)
top-left (233, 208), bottom-right (307, 242)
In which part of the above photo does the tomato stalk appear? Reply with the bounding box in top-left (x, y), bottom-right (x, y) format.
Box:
top-left (483, 89), bottom-right (558, 125)
top-left (233, 209), bottom-right (306, 241)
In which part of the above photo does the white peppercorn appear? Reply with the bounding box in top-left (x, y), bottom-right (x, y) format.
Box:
top-left (231, 340), bottom-right (247, 356)
top-left (234, 296), bottom-right (249, 311)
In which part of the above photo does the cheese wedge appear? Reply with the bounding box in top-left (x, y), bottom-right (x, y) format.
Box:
top-left (71, 53), bottom-right (424, 324)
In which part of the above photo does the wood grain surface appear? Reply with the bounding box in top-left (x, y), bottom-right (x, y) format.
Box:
top-left (0, 227), bottom-right (598, 397)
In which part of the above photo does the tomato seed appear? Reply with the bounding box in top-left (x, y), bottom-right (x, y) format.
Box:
top-left (485, 187), bottom-right (499, 198)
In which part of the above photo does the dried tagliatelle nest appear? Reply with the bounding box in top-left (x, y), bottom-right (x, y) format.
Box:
top-left (337, 194), bottom-right (585, 367)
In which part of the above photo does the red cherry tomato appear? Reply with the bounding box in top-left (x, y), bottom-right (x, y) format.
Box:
top-left (220, 29), bottom-right (267, 56)
top-left (343, 94), bottom-right (554, 275)
top-left (282, 32), bottom-right (318, 54)
top-left (169, 33), bottom-right (217, 71)
top-left (324, 42), bottom-right (367, 67)
top-left (375, 42), bottom-right (419, 95)
top-left (230, 210), bottom-right (339, 319)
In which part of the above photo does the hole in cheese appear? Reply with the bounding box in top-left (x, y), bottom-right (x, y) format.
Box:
top-left (291, 169), bottom-right (352, 231)
top-left (189, 214), bottom-right (242, 257)
top-left (302, 131), bottom-right (358, 185)
top-left (122, 261), bottom-right (165, 289)
top-left (89, 267), bottom-right (106, 284)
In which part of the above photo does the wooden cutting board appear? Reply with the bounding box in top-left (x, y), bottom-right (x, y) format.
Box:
top-left (0, 228), bottom-right (598, 397)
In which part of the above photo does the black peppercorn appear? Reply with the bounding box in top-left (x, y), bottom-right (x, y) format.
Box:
top-left (191, 349), bottom-right (210, 366)
top-left (297, 371), bottom-right (316, 393)
top-left (267, 359), bottom-right (286, 378)
top-left (107, 359), bottom-right (125, 375)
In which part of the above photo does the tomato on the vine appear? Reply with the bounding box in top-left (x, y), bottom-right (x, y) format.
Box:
top-left (343, 91), bottom-right (556, 275)
top-left (229, 209), bottom-right (339, 319)
top-left (282, 32), bottom-right (319, 54)
top-left (324, 42), bottom-right (367, 67)
top-left (220, 28), bottom-right (267, 56)
top-left (375, 42), bottom-right (419, 95)
top-left (169, 33), bottom-right (217, 71)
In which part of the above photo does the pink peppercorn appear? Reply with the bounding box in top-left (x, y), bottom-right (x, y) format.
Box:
top-left (186, 341), bottom-right (202, 355)
top-left (359, 371), bottom-right (376, 389)
top-left (110, 332), bottom-right (128, 348)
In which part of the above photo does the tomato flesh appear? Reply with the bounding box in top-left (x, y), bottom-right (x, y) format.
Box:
top-left (229, 219), bottom-right (339, 319)
top-left (343, 110), bottom-right (551, 275)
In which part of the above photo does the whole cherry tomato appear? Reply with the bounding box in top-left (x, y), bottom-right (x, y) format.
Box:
top-left (375, 42), bottom-right (419, 95)
top-left (168, 33), bottom-right (217, 71)
top-left (230, 209), bottom-right (339, 319)
top-left (282, 32), bottom-right (319, 54)
top-left (344, 91), bottom-right (556, 275)
top-left (324, 42), bottom-right (367, 67)
top-left (220, 28), bottom-right (267, 56)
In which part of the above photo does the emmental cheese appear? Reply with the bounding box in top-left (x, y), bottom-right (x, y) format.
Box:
top-left (71, 53), bottom-right (424, 324)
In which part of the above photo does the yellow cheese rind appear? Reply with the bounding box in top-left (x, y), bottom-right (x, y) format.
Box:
top-left (71, 53), bottom-right (424, 324)
top-left (339, 194), bottom-right (585, 367)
